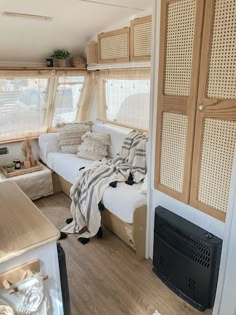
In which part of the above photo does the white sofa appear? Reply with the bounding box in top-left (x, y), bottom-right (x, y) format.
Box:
top-left (39, 121), bottom-right (147, 258)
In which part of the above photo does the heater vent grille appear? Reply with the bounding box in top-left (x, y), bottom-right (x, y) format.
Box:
top-left (153, 207), bottom-right (222, 310)
top-left (158, 219), bottom-right (211, 268)
top-left (188, 278), bottom-right (196, 290)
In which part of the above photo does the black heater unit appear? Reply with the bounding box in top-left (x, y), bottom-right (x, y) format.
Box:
top-left (153, 206), bottom-right (222, 311)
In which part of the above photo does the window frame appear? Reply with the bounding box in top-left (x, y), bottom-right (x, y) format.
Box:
top-left (0, 69), bottom-right (88, 143)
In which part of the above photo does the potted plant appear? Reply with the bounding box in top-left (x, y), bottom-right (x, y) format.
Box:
top-left (51, 49), bottom-right (71, 67)
top-left (5, 162), bottom-right (15, 173)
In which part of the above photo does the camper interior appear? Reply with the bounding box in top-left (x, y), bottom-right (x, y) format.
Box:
top-left (0, 0), bottom-right (235, 314)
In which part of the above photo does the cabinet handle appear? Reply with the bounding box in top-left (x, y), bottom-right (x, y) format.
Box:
top-left (199, 105), bottom-right (204, 111)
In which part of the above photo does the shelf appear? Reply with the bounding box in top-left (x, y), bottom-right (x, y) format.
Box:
top-left (0, 67), bottom-right (87, 71)
top-left (87, 61), bottom-right (151, 71)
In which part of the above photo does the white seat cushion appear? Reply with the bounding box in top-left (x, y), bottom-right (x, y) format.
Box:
top-left (102, 182), bottom-right (146, 223)
top-left (47, 153), bottom-right (146, 223)
top-left (47, 152), bottom-right (93, 184)
top-left (39, 123), bottom-right (147, 224)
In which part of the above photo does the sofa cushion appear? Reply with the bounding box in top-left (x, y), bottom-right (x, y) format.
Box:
top-left (77, 131), bottom-right (111, 160)
top-left (57, 121), bottom-right (92, 154)
top-left (38, 133), bottom-right (59, 164)
top-left (102, 182), bottom-right (146, 224)
top-left (47, 152), bottom-right (93, 184)
top-left (47, 152), bottom-right (146, 223)
top-left (92, 121), bottom-right (131, 158)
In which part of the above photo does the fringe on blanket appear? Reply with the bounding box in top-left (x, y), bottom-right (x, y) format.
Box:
top-left (61, 130), bottom-right (148, 239)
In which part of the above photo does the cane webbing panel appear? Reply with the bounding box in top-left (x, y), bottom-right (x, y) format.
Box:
top-left (164, 0), bottom-right (196, 96)
top-left (133, 21), bottom-right (152, 57)
top-left (198, 118), bottom-right (236, 213)
top-left (100, 33), bottom-right (129, 60)
top-left (160, 113), bottom-right (188, 193)
top-left (207, 0), bottom-right (236, 99)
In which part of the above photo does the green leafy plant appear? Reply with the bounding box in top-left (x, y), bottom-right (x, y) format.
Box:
top-left (51, 49), bottom-right (71, 60)
top-left (5, 162), bottom-right (15, 168)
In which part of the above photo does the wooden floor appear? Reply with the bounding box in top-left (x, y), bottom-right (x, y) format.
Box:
top-left (35, 193), bottom-right (212, 315)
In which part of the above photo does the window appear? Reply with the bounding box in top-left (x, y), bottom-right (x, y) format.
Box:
top-left (105, 78), bottom-right (150, 129)
top-left (98, 69), bottom-right (151, 130)
top-left (0, 71), bottom-right (87, 141)
top-left (52, 76), bottom-right (85, 125)
top-left (0, 77), bottom-right (49, 140)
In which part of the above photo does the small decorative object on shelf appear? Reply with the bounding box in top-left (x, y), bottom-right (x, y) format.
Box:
top-left (71, 55), bottom-right (86, 68)
top-left (21, 139), bottom-right (35, 169)
top-left (13, 159), bottom-right (21, 170)
top-left (46, 57), bottom-right (54, 67)
top-left (51, 49), bottom-right (71, 67)
top-left (5, 162), bottom-right (15, 173)
top-left (0, 147), bottom-right (9, 155)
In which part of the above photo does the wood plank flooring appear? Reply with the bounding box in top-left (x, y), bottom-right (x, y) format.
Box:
top-left (35, 193), bottom-right (212, 315)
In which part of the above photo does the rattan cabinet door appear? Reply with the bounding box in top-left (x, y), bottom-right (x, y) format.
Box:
top-left (98, 28), bottom-right (130, 63)
top-left (190, 0), bottom-right (236, 221)
top-left (130, 16), bottom-right (152, 61)
top-left (155, 0), bottom-right (205, 203)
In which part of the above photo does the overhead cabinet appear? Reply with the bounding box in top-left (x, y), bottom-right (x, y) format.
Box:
top-left (98, 28), bottom-right (130, 63)
top-left (155, 0), bottom-right (236, 221)
top-left (130, 16), bottom-right (152, 61)
top-left (97, 15), bottom-right (152, 64)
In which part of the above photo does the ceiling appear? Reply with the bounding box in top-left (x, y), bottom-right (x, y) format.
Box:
top-left (0, 0), bottom-right (152, 64)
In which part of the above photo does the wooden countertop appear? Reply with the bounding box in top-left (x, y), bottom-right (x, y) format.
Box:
top-left (0, 181), bottom-right (60, 263)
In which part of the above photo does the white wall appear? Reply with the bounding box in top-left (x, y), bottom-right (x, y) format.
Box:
top-left (213, 149), bottom-right (236, 315)
top-left (0, 0), bottom-right (152, 64)
top-left (147, 0), bottom-right (225, 261)
top-left (0, 140), bottom-right (39, 165)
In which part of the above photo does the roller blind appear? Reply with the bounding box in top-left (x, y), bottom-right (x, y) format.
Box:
top-left (0, 77), bottom-right (49, 141)
top-left (97, 69), bottom-right (151, 130)
top-left (52, 76), bottom-right (85, 126)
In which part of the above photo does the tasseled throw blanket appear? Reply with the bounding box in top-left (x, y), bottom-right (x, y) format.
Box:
top-left (62, 130), bottom-right (148, 238)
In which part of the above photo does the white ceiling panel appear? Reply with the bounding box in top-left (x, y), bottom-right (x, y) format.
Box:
top-left (0, 0), bottom-right (152, 64)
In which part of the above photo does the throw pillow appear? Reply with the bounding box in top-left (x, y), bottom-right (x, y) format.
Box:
top-left (77, 132), bottom-right (111, 160)
top-left (57, 121), bottom-right (92, 154)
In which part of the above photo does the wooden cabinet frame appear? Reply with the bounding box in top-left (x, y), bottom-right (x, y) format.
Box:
top-left (97, 28), bottom-right (130, 64)
top-left (190, 0), bottom-right (236, 221)
top-left (155, 0), bottom-right (205, 203)
top-left (130, 15), bottom-right (152, 62)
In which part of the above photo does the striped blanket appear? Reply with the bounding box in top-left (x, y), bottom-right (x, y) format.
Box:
top-left (62, 130), bottom-right (148, 238)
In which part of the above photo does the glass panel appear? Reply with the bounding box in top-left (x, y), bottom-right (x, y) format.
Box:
top-left (105, 79), bottom-right (150, 129)
top-left (52, 76), bottom-right (85, 125)
top-left (0, 78), bottom-right (48, 139)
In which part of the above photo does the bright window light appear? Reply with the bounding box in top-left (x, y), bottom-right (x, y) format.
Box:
top-left (0, 78), bottom-right (49, 140)
top-left (52, 76), bottom-right (85, 125)
top-left (105, 79), bottom-right (150, 129)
